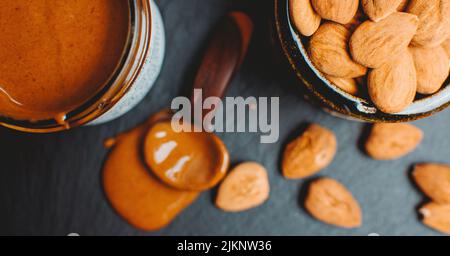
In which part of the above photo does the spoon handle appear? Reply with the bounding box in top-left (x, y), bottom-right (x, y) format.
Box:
top-left (191, 12), bottom-right (253, 112)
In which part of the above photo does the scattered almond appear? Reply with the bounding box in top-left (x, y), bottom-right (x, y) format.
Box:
top-left (367, 50), bottom-right (417, 113)
top-left (420, 202), bottom-right (450, 234)
top-left (413, 163), bottom-right (450, 204)
top-left (362, 0), bottom-right (404, 22)
top-left (216, 162), bottom-right (270, 212)
top-left (365, 123), bottom-right (423, 160)
top-left (305, 178), bottom-right (362, 228)
top-left (325, 75), bottom-right (359, 95)
top-left (309, 22), bottom-right (367, 78)
top-left (407, 0), bottom-right (450, 48)
top-left (311, 0), bottom-right (359, 24)
top-left (397, 0), bottom-right (410, 11)
top-left (282, 124), bottom-right (337, 179)
top-left (289, 0), bottom-right (322, 36)
top-left (350, 12), bottom-right (419, 68)
top-left (410, 46), bottom-right (449, 94)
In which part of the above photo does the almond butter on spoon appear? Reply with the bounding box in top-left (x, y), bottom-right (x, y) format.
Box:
top-left (365, 123), bottom-right (423, 160)
top-left (282, 124), bottom-right (337, 179)
top-left (305, 178), bottom-right (362, 228)
top-left (216, 162), bottom-right (270, 212)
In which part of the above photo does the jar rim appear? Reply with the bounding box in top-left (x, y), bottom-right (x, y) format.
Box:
top-left (0, 0), bottom-right (152, 133)
top-left (275, 0), bottom-right (449, 122)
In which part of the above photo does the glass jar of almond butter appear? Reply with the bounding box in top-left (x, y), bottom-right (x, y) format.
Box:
top-left (0, 0), bottom-right (165, 132)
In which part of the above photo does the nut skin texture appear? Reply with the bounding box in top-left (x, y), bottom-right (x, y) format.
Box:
top-left (420, 203), bottom-right (450, 235)
top-left (367, 50), bottom-right (417, 114)
top-left (216, 162), bottom-right (270, 212)
top-left (407, 0), bottom-right (450, 48)
top-left (350, 12), bottom-right (419, 68)
top-left (397, 0), bottom-right (411, 11)
top-left (309, 22), bottom-right (367, 78)
top-left (305, 178), bottom-right (362, 228)
top-left (362, 0), bottom-right (404, 22)
top-left (443, 37), bottom-right (450, 58)
top-left (413, 163), bottom-right (450, 204)
top-left (410, 46), bottom-right (449, 94)
top-left (282, 124), bottom-right (337, 179)
top-left (289, 0), bottom-right (322, 36)
top-left (311, 0), bottom-right (359, 25)
top-left (325, 75), bottom-right (359, 95)
top-left (365, 123), bottom-right (423, 160)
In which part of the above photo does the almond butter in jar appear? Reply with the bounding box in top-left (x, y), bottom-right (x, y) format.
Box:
top-left (0, 0), bottom-right (165, 132)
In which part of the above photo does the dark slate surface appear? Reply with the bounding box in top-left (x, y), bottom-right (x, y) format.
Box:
top-left (0, 0), bottom-right (448, 236)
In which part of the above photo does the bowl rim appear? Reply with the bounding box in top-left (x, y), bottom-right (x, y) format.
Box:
top-left (274, 0), bottom-right (450, 122)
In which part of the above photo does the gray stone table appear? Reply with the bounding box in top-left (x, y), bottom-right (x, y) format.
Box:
top-left (0, 0), bottom-right (448, 236)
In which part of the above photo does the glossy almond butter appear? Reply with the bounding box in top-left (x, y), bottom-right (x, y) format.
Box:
top-left (367, 50), bottom-right (417, 113)
top-left (282, 124), bottom-right (337, 179)
top-left (365, 123), bottom-right (423, 160)
top-left (410, 46), bottom-right (449, 94)
top-left (413, 163), bottom-right (450, 203)
top-left (350, 12), bottom-right (419, 68)
top-left (420, 202), bottom-right (450, 234)
top-left (289, 0), bottom-right (322, 36)
top-left (407, 0), bottom-right (450, 47)
top-left (309, 22), bottom-right (367, 78)
top-left (216, 162), bottom-right (270, 212)
top-left (311, 0), bottom-right (359, 24)
top-left (362, 0), bottom-right (404, 22)
top-left (305, 178), bottom-right (362, 228)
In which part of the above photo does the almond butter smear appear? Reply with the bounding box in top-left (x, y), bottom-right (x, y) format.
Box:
top-left (0, 0), bottom-right (129, 121)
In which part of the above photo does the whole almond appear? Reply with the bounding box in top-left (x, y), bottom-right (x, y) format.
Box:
top-left (407, 0), bottom-right (450, 48)
top-left (397, 0), bottom-right (410, 11)
top-left (289, 0), bottom-right (322, 36)
top-left (350, 12), bottom-right (419, 68)
top-left (413, 163), bottom-right (450, 204)
top-left (410, 46), bottom-right (449, 94)
top-left (311, 0), bottom-right (359, 24)
top-left (325, 75), bottom-right (359, 95)
top-left (420, 203), bottom-right (450, 234)
top-left (282, 124), bottom-right (337, 179)
top-left (368, 50), bottom-right (417, 113)
top-left (216, 162), bottom-right (270, 212)
top-left (365, 123), bottom-right (423, 160)
top-left (443, 37), bottom-right (450, 57)
top-left (305, 178), bottom-right (362, 228)
top-left (362, 0), bottom-right (404, 22)
top-left (309, 22), bottom-right (367, 78)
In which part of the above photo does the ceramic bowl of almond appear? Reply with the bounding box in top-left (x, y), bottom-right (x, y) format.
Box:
top-left (275, 0), bottom-right (449, 122)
